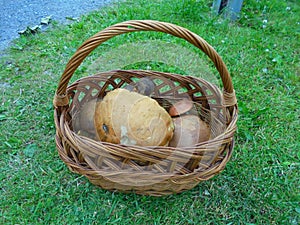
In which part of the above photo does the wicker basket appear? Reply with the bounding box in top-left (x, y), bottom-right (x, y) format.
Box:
top-left (53, 20), bottom-right (238, 196)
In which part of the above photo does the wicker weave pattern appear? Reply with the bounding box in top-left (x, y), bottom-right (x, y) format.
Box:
top-left (53, 20), bottom-right (238, 196)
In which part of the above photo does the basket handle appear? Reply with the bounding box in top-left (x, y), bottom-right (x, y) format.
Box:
top-left (53, 20), bottom-right (236, 107)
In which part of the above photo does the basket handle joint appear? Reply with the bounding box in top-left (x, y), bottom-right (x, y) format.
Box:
top-left (223, 90), bottom-right (237, 107)
top-left (53, 93), bottom-right (69, 108)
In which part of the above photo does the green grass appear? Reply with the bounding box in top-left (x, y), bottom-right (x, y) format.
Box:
top-left (0, 0), bottom-right (299, 224)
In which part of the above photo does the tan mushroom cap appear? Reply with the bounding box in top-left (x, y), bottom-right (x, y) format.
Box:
top-left (94, 88), bottom-right (174, 146)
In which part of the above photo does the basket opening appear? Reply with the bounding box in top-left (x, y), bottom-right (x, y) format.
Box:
top-left (61, 70), bottom-right (230, 175)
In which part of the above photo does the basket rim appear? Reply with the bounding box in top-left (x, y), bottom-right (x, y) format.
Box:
top-left (62, 69), bottom-right (238, 150)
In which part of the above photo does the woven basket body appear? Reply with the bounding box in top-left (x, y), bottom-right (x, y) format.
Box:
top-left (53, 20), bottom-right (238, 196)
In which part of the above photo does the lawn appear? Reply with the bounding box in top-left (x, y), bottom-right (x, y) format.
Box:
top-left (0, 0), bottom-right (299, 224)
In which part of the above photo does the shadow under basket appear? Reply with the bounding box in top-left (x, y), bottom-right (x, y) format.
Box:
top-left (53, 20), bottom-right (238, 196)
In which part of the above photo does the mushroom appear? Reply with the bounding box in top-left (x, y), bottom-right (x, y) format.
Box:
top-left (94, 88), bottom-right (174, 146)
top-left (169, 98), bottom-right (194, 117)
top-left (124, 77), bottom-right (155, 96)
top-left (169, 115), bottom-right (210, 147)
top-left (72, 99), bottom-right (99, 140)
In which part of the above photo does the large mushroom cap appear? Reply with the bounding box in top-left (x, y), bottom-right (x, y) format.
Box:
top-left (94, 88), bottom-right (174, 146)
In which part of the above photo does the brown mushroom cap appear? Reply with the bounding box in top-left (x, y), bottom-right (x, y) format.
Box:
top-left (72, 99), bottom-right (99, 140)
top-left (124, 77), bottom-right (155, 96)
top-left (169, 115), bottom-right (210, 147)
top-left (169, 98), bottom-right (194, 116)
top-left (78, 100), bottom-right (97, 132)
top-left (94, 88), bottom-right (174, 146)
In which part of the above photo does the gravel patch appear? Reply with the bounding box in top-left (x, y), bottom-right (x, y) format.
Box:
top-left (0, 0), bottom-right (113, 53)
